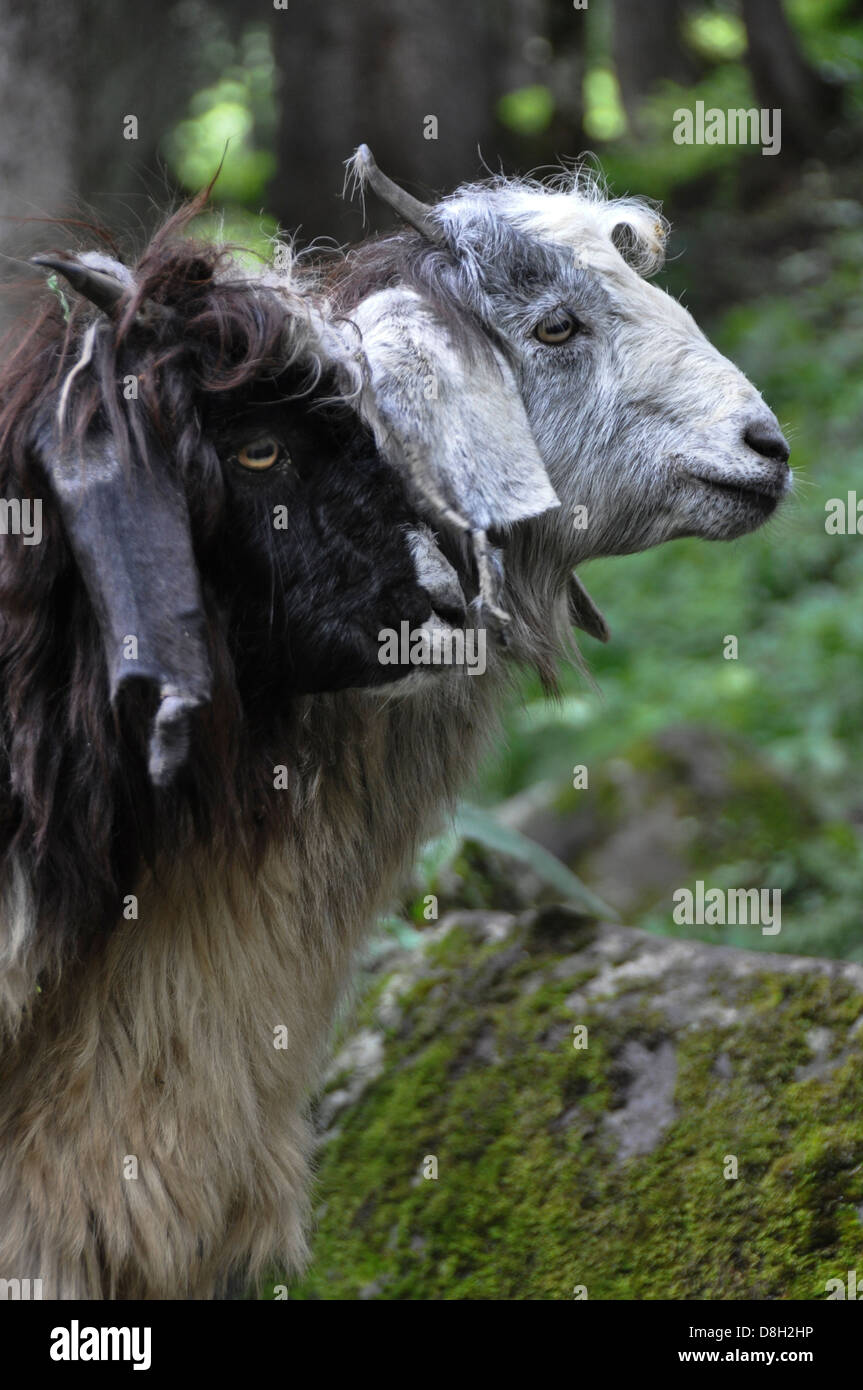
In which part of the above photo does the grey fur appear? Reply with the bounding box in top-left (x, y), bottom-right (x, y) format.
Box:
top-left (345, 153), bottom-right (792, 587)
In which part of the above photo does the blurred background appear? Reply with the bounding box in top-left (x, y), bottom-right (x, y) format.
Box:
top-left (2, 0), bottom-right (862, 961)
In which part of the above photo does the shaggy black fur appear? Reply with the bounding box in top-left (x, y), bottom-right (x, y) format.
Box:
top-left (0, 205), bottom-right (446, 971)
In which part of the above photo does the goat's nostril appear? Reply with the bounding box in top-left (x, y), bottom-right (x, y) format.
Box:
top-left (743, 420), bottom-right (790, 465)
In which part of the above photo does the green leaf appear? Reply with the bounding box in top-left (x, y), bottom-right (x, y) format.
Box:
top-left (416, 827), bottom-right (460, 885)
top-left (453, 802), bottom-right (619, 921)
top-left (372, 916), bottom-right (424, 954)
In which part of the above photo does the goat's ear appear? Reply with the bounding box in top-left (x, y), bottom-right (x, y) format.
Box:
top-left (568, 573), bottom-right (610, 643)
top-left (39, 423), bottom-right (212, 786)
top-left (351, 288), bottom-right (560, 533)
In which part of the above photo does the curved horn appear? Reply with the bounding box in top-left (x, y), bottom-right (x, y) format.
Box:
top-left (354, 144), bottom-right (445, 246)
top-left (31, 254), bottom-right (175, 328)
top-left (31, 254), bottom-right (126, 317)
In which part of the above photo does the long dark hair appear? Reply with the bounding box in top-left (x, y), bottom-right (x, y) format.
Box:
top-left (0, 201), bottom-right (318, 973)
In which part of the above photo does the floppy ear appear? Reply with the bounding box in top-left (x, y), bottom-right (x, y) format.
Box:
top-left (36, 421), bottom-right (212, 786)
top-left (568, 573), bottom-right (610, 643)
top-left (352, 287), bottom-right (559, 530)
top-left (348, 288), bottom-right (558, 634)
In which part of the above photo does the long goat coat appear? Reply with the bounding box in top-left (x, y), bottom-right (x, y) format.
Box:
top-left (0, 161), bottom-right (790, 1298)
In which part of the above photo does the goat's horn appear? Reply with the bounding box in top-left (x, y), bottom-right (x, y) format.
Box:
top-left (31, 254), bottom-right (127, 317)
top-left (354, 144), bottom-right (445, 246)
top-left (32, 254), bottom-right (176, 328)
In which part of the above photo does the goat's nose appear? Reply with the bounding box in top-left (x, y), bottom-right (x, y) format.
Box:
top-left (743, 418), bottom-right (790, 465)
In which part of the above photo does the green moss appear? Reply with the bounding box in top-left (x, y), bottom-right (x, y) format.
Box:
top-left (423, 923), bottom-right (478, 970)
top-left (281, 920), bottom-right (863, 1300)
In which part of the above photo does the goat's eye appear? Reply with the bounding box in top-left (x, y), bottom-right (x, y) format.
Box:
top-left (236, 436), bottom-right (281, 470)
top-left (534, 311), bottom-right (579, 345)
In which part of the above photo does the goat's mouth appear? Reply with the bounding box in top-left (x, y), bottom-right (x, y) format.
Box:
top-left (684, 462), bottom-right (791, 518)
top-left (693, 475), bottom-right (781, 514)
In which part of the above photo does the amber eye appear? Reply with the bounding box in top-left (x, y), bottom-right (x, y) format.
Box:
top-left (534, 311), bottom-right (579, 345)
top-left (236, 437), bottom-right (281, 470)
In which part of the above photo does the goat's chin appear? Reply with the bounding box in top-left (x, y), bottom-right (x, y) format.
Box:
top-left (675, 463), bottom-right (789, 541)
top-left (689, 486), bottom-right (782, 540)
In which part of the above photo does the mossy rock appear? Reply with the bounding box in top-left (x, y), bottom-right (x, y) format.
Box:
top-left (280, 907), bottom-right (863, 1300)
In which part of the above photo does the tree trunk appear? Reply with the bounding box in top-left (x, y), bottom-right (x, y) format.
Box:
top-left (0, 0), bottom-right (223, 266)
top-left (741, 0), bottom-right (842, 155)
top-left (269, 0), bottom-right (514, 245)
top-left (612, 0), bottom-right (699, 130)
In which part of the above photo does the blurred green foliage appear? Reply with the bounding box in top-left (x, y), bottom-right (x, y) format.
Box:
top-left (166, 25), bottom-right (278, 254)
top-left (497, 84), bottom-right (556, 137)
top-left (583, 67), bottom-right (627, 142)
top-left (684, 10), bottom-right (747, 61)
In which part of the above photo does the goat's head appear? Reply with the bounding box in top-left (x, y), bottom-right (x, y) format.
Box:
top-left (18, 227), bottom-right (462, 773)
top-left (0, 212), bottom-right (469, 960)
top-left (344, 147), bottom-right (791, 579)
